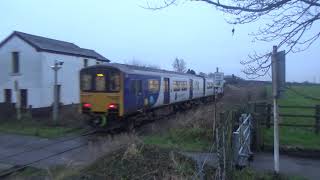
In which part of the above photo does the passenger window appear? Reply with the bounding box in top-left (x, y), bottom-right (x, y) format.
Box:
top-left (95, 75), bottom-right (106, 91)
top-left (80, 74), bottom-right (92, 91)
top-left (109, 71), bottom-right (120, 92)
top-left (148, 80), bottom-right (159, 93)
top-left (181, 81), bottom-right (187, 91)
top-left (173, 81), bottom-right (180, 91)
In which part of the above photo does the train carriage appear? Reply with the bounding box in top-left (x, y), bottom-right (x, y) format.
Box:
top-left (80, 63), bottom-right (221, 128)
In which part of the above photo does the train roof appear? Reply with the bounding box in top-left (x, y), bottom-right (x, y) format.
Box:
top-left (84, 63), bottom-right (206, 78)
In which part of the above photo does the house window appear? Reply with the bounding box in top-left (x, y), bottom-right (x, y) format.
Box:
top-left (12, 52), bottom-right (20, 73)
top-left (148, 80), bottom-right (160, 93)
top-left (84, 59), bottom-right (88, 67)
top-left (4, 89), bottom-right (12, 103)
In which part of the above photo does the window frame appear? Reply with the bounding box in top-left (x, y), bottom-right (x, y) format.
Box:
top-left (173, 81), bottom-right (180, 92)
top-left (12, 52), bottom-right (20, 74)
top-left (84, 59), bottom-right (88, 67)
top-left (148, 79), bottom-right (160, 93)
top-left (80, 68), bottom-right (121, 93)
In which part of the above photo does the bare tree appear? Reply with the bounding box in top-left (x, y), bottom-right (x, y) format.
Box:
top-left (145, 0), bottom-right (320, 78)
top-left (172, 57), bottom-right (187, 72)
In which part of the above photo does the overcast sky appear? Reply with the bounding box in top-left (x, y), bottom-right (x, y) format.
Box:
top-left (0, 0), bottom-right (319, 82)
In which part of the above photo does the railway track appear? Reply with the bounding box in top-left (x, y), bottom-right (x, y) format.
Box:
top-left (0, 130), bottom-right (97, 178)
top-left (0, 100), bottom-right (219, 178)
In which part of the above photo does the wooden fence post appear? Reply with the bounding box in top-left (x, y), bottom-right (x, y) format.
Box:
top-left (267, 104), bottom-right (271, 129)
top-left (315, 105), bottom-right (320, 134)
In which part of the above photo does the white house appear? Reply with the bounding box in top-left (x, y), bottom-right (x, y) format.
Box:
top-left (0, 31), bottom-right (109, 110)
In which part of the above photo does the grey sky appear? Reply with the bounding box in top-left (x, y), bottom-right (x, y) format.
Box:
top-left (0, 0), bottom-right (319, 82)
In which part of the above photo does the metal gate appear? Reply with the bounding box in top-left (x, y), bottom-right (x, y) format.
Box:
top-left (233, 114), bottom-right (253, 167)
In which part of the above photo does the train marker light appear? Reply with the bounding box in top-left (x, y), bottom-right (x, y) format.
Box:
top-left (97, 73), bottom-right (104, 77)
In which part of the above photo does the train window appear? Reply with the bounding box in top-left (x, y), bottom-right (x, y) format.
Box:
top-left (95, 75), bottom-right (106, 91)
top-left (80, 74), bottom-right (92, 91)
top-left (109, 71), bottom-right (120, 92)
top-left (173, 81), bottom-right (180, 91)
top-left (148, 80), bottom-right (159, 93)
top-left (181, 81), bottom-right (188, 91)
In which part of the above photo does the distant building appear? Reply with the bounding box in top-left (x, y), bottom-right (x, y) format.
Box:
top-left (0, 31), bottom-right (109, 110)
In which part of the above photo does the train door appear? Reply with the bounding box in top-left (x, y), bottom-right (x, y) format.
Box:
top-left (189, 79), bottom-right (193, 99)
top-left (134, 80), bottom-right (144, 109)
top-left (163, 78), bottom-right (170, 104)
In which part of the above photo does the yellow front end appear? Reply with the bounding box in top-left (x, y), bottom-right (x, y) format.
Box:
top-left (80, 92), bottom-right (123, 116)
top-left (79, 70), bottom-right (124, 117)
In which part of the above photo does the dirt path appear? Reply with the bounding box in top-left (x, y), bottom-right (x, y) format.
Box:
top-left (250, 152), bottom-right (320, 180)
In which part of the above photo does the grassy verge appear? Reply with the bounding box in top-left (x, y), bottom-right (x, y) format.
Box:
top-left (264, 85), bottom-right (320, 150)
top-left (0, 119), bottom-right (84, 138)
top-left (143, 128), bottom-right (213, 152)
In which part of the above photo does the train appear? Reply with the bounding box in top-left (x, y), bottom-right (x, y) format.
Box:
top-left (79, 63), bottom-right (224, 129)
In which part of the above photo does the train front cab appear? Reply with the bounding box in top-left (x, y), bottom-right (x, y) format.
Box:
top-left (80, 66), bottom-right (124, 127)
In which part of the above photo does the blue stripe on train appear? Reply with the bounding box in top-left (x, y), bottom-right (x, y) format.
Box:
top-left (123, 74), bottom-right (161, 115)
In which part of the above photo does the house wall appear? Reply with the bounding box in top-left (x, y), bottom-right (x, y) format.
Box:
top-left (0, 35), bottom-right (100, 108)
top-left (40, 52), bottom-right (97, 107)
top-left (0, 36), bottom-right (43, 107)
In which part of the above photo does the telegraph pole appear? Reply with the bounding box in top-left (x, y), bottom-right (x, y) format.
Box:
top-left (51, 60), bottom-right (63, 122)
top-left (272, 46), bottom-right (280, 173)
top-left (272, 45), bottom-right (286, 173)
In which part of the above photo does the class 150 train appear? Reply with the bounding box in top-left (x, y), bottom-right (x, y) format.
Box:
top-left (80, 63), bottom-right (224, 129)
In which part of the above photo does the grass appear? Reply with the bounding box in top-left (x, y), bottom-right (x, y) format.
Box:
top-left (264, 85), bottom-right (320, 150)
top-left (0, 119), bottom-right (84, 138)
top-left (65, 144), bottom-right (215, 180)
top-left (143, 128), bottom-right (213, 152)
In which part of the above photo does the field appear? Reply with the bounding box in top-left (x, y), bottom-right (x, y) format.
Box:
top-left (264, 85), bottom-right (320, 150)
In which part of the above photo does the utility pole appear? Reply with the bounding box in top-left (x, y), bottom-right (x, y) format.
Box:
top-left (272, 46), bottom-right (280, 173)
top-left (14, 80), bottom-right (21, 120)
top-left (51, 60), bottom-right (63, 122)
top-left (271, 46), bottom-right (286, 173)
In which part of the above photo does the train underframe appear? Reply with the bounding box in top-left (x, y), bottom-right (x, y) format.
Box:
top-left (83, 94), bottom-right (221, 131)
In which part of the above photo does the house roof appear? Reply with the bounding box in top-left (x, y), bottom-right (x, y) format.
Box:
top-left (0, 31), bottom-right (110, 62)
